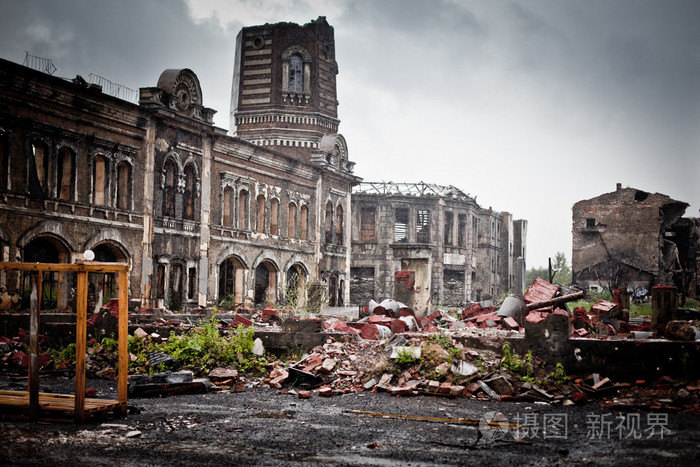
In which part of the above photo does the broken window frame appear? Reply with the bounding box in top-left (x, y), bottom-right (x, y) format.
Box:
top-left (289, 54), bottom-right (303, 93)
top-left (416, 209), bottom-right (430, 244)
top-left (394, 207), bottom-right (409, 243)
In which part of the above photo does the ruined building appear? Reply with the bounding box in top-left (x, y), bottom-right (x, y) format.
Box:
top-left (572, 183), bottom-right (698, 299)
top-left (0, 17), bottom-right (359, 311)
top-left (349, 182), bottom-right (527, 313)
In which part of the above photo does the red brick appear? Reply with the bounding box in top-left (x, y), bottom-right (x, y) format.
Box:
top-left (360, 323), bottom-right (380, 340)
top-left (439, 382), bottom-right (452, 394)
top-left (368, 315), bottom-right (392, 326)
top-left (298, 390), bottom-right (311, 399)
top-left (503, 317), bottom-right (519, 330)
top-left (398, 307), bottom-right (416, 317)
top-left (317, 386), bottom-right (333, 397)
top-left (390, 386), bottom-right (413, 396)
top-left (390, 319), bottom-right (407, 334)
top-left (233, 314), bottom-right (253, 327)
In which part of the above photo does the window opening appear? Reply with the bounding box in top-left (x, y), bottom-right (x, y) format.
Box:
top-left (444, 211), bottom-right (453, 245)
top-left (360, 207), bottom-right (376, 242)
top-left (289, 55), bottom-right (303, 93)
top-left (93, 155), bottom-right (108, 205)
top-left (288, 202), bottom-right (297, 238)
top-left (417, 209), bottom-right (430, 243)
top-left (116, 161), bottom-right (130, 210)
top-left (57, 147), bottom-right (74, 200)
top-left (300, 205), bottom-right (308, 240)
top-left (394, 208), bottom-right (408, 243)
top-left (270, 198), bottom-right (279, 235)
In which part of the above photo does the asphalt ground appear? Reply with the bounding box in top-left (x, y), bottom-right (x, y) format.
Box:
top-left (1, 376), bottom-right (699, 466)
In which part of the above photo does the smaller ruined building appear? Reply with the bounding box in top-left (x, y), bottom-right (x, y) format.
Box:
top-left (350, 182), bottom-right (527, 313)
top-left (572, 183), bottom-right (698, 299)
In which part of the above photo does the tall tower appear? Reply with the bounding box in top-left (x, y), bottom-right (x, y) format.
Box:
top-left (230, 17), bottom-right (340, 160)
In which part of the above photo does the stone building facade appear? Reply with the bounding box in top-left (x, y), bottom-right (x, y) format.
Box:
top-left (0, 17), bottom-right (359, 312)
top-left (572, 183), bottom-right (698, 299)
top-left (349, 182), bottom-right (527, 313)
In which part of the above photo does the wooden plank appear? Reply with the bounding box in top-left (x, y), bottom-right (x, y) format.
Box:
top-left (75, 271), bottom-right (87, 423)
top-left (117, 270), bottom-right (128, 413)
top-left (28, 272), bottom-right (41, 421)
top-left (0, 261), bottom-right (129, 273)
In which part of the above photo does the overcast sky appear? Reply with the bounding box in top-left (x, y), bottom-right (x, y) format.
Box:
top-left (1, 0), bottom-right (698, 269)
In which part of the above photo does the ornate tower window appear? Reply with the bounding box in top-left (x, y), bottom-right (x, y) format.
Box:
top-left (289, 55), bottom-right (303, 93)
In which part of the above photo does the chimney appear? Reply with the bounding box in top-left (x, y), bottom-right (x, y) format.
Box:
top-left (616, 183), bottom-right (622, 192)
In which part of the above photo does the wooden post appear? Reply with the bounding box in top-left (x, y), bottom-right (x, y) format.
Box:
top-left (28, 271), bottom-right (41, 421)
top-left (75, 271), bottom-right (87, 423)
top-left (117, 270), bottom-right (128, 413)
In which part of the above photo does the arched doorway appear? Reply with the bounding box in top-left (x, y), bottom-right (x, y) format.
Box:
top-left (254, 261), bottom-right (277, 307)
top-left (285, 264), bottom-right (307, 309)
top-left (219, 256), bottom-right (245, 309)
top-left (23, 236), bottom-right (70, 310)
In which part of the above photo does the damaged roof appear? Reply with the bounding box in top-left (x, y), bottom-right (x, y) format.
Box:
top-left (353, 181), bottom-right (475, 201)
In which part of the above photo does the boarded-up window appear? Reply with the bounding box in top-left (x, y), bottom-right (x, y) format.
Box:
top-left (256, 195), bottom-right (265, 233)
top-left (300, 205), bottom-right (308, 240)
top-left (458, 214), bottom-right (467, 247)
top-left (116, 160), bottom-right (130, 209)
top-left (288, 202), bottom-right (297, 238)
top-left (416, 209), bottom-right (430, 243)
top-left (335, 204), bottom-right (344, 245)
top-left (163, 159), bottom-right (176, 216)
top-left (360, 207), bottom-right (376, 242)
top-left (223, 186), bottom-right (234, 226)
top-left (394, 208), bottom-right (408, 243)
top-left (238, 189), bottom-right (249, 229)
top-left (93, 155), bottom-right (108, 205)
top-left (270, 198), bottom-right (279, 235)
top-left (156, 264), bottom-right (166, 299)
top-left (444, 211), bottom-right (453, 245)
top-left (57, 147), bottom-right (74, 200)
top-left (183, 165), bottom-right (196, 220)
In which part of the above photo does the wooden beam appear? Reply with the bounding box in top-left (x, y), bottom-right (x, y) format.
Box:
top-left (74, 271), bottom-right (87, 423)
top-left (28, 271), bottom-right (41, 421)
top-left (117, 270), bottom-right (129, 413)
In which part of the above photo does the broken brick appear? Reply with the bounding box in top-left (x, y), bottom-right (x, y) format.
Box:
top-left (390, 386), bottom-right (413, 396)
top-left (232, 314), bottom-right (253, 327)
top-left (317, 386), bottom-right (333, 397)
top-left (503, 317), bottom-right (519, 330)
top-left (439, 382), bottom-right (451, 394)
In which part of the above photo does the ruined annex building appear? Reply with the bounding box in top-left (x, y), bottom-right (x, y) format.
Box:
top-left (0, 17), bottom-right (359, 311)
top-left (349, 182), bottom-right (527, 313)
top-left (572, 183), bottom-right (698, 299)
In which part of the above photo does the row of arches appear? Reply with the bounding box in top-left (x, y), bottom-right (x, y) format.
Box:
top-left (22, 139), bottom-right (134, 209)
top-left (217, 255), bottom-right (308, 309)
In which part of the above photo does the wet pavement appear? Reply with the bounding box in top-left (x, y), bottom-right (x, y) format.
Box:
top-left (1, 376), bottom-right (699, 466)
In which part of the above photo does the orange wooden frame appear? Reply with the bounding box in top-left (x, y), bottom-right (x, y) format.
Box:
top-left (0, 261), bottom-right (129, 422)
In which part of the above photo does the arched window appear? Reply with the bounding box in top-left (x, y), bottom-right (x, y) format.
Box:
top-left (325, 201), bottom-right (333, 244)
top-left (223, 186), bottom-right (234, 227)
top-left (300, 205), bottom-right (308, 241)
top-left (288, 202), bottom-right (297, 238)
top-left (31, 141), bottom-right (50, 196)
top-left (335, 204), bottom-right (344, 245)
top-left (57, 147), bottom-right (75, 201)
top-left (256, 195), bottom-right (265, 233)
top-left (93, 154), bottom-right (108, 205)
top-left (238, 189), bottom-right (249, 229)
top-left (289, 54), bottom-right (303, 93)
top-left (183, 164), bottom-right (196, 220)
top-left (270, 198), bottom-right (279, 235)
top-left (116, 160), bottom-right (131, 210)
top-left (163, 159), bottom-right (176, 216)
